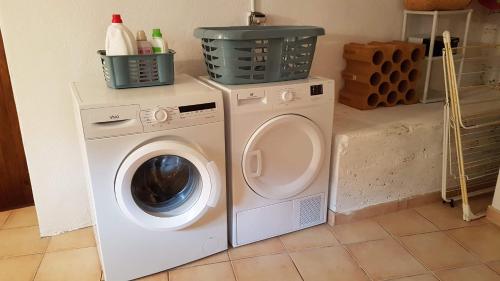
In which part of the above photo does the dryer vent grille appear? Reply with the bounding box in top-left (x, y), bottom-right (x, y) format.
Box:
top-left (296, 194), bottom-right (323, 228)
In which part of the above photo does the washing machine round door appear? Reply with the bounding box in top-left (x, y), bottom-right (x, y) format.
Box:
top-left (115, 140), bottom-right (222, 230)
top-left (242, 114), bottom-right (325, 200)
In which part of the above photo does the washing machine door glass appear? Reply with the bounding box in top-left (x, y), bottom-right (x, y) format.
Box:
top-left (131, 155), bottom-right (200, 213)
top-left (242, 114), bottom-right (325, 200)
top-left (115, 140), bottom-right (222, 230)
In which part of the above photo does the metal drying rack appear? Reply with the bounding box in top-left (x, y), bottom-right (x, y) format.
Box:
top-left (441, 31), bottom-right (500, 220)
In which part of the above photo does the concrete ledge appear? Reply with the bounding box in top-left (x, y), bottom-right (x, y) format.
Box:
top-left (328, 191), bottom-right (441, 226)
top-left (329, 103), bottom-right (444, 215)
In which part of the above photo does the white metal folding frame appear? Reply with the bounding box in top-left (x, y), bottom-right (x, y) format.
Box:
top-left (441, 31), bottom-right (500, 221)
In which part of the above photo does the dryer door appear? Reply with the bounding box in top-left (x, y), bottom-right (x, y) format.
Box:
top-left (115, 140), bottom-right (222, 230)
top-left (242, 114), bottom-right (325, 200)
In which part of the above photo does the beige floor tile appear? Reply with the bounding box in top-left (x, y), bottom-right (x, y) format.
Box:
top-left (228, 237), bottom-right (284, 260)
top-left (0, 254), bottom-right (43, 281)
top-left (34, 247), bottom-right (101, 281)
top-left (280, 224), bottom-right (339, 251)
top-left (375, 209), bottom-right (438, 236)
top-left (435, 264), bottom-right (500, 281)
top-left (2, 206), bottom-right (38, 229)
top-left (169, 261), bottom-right (235, 281)
top-left (331, 220), bottom-right (390, 244)
top-left (136, 271), bottom-right (169, 281)
top-left (178, 251), bottom-right (229, 268)
top-left (290, 246), bottom-right (368, 281)
top-left (46, 227), bottom-right (95, 252)
top-left (448, 224), bottom-right (500, 262)
top-left (389, 274), bottom-right (439, 281)
top-left (400, 231), bottom-right (479, 270)
top-left (0, 210), bottom-right (10, 228)
top-left (468, 194), bottom-right (494, 214)
top-left (487, 260), bottom-right (500, 274)
top-left (0, 226), bottom-right (49, 258)
top-left (415, 203), bottom-right (485, 230)
top-left (232, 253), bottom-right (302, 281)
top-left (347, 238), bottom-right (427, 280)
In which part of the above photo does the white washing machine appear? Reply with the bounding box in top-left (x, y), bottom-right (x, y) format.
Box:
top-left (200, 77), bottom-right (334, 247)
top-left (72, 75), bottom-right (227, 281)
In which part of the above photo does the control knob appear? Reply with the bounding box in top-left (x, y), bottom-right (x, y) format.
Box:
top-left (153, 108), bottom-right (168, 122)
top-left (281, 90), bottom-right (294, 102)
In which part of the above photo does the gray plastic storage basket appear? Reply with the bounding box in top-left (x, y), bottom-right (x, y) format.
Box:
top-left (194, 26), bottom-right (325, 85)
top-left (98, 50), bottom-right (175, 89)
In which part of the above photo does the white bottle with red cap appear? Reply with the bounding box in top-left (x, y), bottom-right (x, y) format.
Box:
top-left (105, 14), bottom-right (138, 56)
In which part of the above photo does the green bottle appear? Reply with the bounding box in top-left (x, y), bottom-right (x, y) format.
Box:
top-left (151, 28), bottom-right (168, 54)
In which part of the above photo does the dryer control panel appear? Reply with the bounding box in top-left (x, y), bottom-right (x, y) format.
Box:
top-left (266, 81), bottom-right (331, 109)
top-left (217, 77), bottom-right (334, 114)
top-left (140, 101), bottom-right (220, 132)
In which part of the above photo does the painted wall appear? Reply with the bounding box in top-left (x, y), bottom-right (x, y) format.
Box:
top-left (0, 0), bottom-right (404, 236)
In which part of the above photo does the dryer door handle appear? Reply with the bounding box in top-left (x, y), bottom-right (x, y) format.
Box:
top-left (207, 161), bottom-right (221, 208)
top-left (248, 150), bottom-right (262, 178)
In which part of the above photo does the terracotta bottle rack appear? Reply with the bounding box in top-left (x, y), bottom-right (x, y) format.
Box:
top-left (340, 41), bottom-right (425, 110)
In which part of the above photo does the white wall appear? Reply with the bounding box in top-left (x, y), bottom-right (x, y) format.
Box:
top-left (0, 0), bottom-right (404, 236)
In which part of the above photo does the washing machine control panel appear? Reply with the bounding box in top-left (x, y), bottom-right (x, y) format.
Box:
top-left (140, 102), bottom-right (219, 132)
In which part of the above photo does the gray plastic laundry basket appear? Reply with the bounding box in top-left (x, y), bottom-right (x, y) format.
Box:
top-left (194, 26), bottom-right (325, 85)
top-left (98, 50), bottom-right (175, 89)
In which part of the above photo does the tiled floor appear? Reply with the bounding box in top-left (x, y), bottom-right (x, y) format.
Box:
top-left (1, 197), bottom-right (500, 281)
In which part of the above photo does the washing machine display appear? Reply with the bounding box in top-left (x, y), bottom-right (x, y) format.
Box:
top-left (179, 102), bottom-right (216, 113)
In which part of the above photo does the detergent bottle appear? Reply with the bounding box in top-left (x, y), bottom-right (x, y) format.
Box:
top-left (105, 14), bottom-right (137, 55)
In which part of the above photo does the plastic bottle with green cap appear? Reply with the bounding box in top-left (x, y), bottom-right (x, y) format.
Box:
top-left (151, 28), bottom-right (168, 54)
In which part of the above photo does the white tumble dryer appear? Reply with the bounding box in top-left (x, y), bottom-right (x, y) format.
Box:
top-left (72, 74), bottom-right (227, 281)
top-left (200, 77), bottom-right (334, 247)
